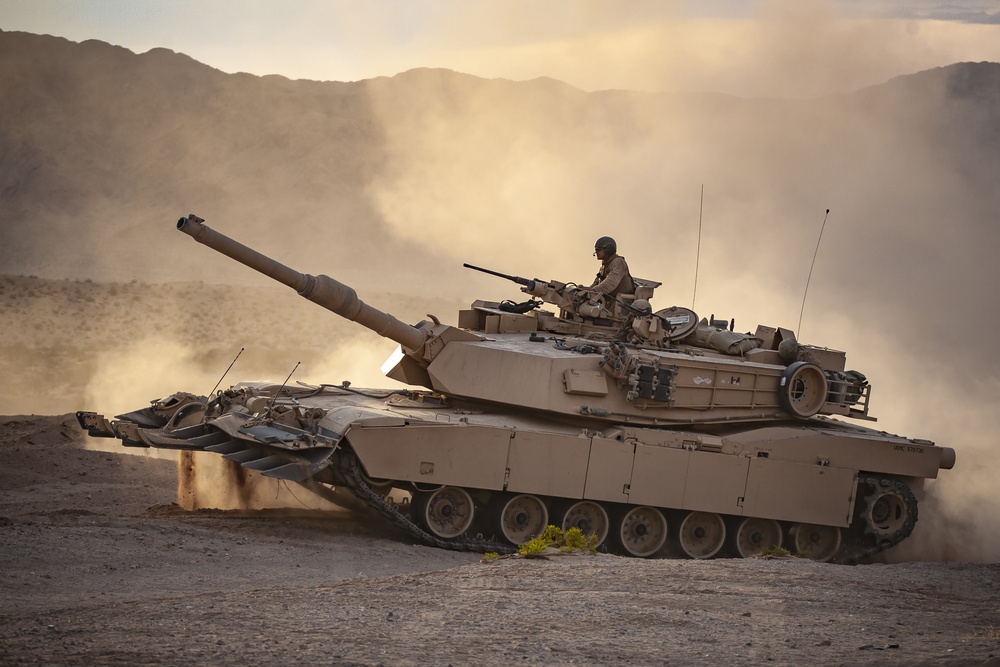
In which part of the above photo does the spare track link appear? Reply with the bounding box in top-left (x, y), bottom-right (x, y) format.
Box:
top-left (333, 449), bottom-right (517, 555)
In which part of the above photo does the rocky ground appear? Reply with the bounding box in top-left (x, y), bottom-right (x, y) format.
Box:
top-left (1, 414), bottom-right (998, 666)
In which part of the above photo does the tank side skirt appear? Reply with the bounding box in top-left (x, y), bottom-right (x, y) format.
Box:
top-left (327, 437), bottom-right (911, 561)
top-left (340, 420), bottom-right (892, 559)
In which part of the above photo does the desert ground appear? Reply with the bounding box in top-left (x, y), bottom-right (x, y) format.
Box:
top-left (1, 413), bottom-right (998, 667)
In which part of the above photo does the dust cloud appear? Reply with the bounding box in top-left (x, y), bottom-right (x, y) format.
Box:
top-left (299, 343), bottom-right (410, 392)
top-left (176, 450), bottom-right (345, 512)
top-left (77, 318), bottom-right (405, 512)
top-left (84, 338), bottom-right (219, 421)
top-left (359, 16), bottom-right (999, 562)
top-left (82, 334), bottom-right (406, 421)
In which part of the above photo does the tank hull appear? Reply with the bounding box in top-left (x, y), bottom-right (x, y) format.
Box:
top-left (78, 381), bottom-right (952, 562)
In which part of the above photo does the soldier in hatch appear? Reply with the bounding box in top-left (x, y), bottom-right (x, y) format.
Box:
top-left (590, 236), bottom-right (635, 297)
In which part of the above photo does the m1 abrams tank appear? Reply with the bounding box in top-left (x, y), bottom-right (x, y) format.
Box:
top-left (78, 214), bottom-right (955, 562)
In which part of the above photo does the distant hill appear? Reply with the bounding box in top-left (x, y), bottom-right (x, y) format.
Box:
top-left (0, 30), bottom-right (393, 283)
top-left (1, 30), bottom-right (997, 292)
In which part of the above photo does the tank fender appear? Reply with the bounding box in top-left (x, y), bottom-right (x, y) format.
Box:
top-left (315, 406), bottom-right (434, 438)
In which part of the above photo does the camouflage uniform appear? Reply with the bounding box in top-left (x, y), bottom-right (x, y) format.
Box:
top-left (591, 253), bottom-right (635, 296)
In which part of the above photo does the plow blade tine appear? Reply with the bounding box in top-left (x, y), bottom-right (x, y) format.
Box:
top-left (223, 448), bottom-right (269, 463)
top-left (259, 462), bottom-right (312, 482)
top-left (241, 455), bottom-right (292, 471)
top-left (186, 430), bottom-right (231, 449)
top-left (205, 440), bottom-right (250, 455)
top-left (139, 429), bottom-right (207, 450)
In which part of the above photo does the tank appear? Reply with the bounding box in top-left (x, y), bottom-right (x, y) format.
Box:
top-left (77, 214), bottom-right (956, 562)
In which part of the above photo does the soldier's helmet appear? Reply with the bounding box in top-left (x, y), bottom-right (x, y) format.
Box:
top-left (631, 299), bottom-right (652, 316)
top-left (594, 236), bottom-right (617, 254)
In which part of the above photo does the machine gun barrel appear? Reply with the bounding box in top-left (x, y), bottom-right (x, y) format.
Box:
top-left (462, 263), bottom-right (533, 287)
top-left (176, 214), bottom-right (427, 352)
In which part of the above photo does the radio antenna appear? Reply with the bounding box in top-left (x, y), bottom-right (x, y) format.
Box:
top-left (797, 208), bottom-right (831, 338)
top-left (267, 361), bottom-right (301, 410)
top-left (209, 347), bottom-right (244, 397)
top-left (692, 184), bottom-right (704, 310)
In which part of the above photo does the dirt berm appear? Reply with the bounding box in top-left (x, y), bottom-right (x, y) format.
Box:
top-left (1, 414), bottom-right (997, 666)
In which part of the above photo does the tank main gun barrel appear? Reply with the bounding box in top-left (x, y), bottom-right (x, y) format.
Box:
top-left (176, 214), bottom-right (427, 352)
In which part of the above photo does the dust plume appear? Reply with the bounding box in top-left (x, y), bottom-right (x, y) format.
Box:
top-left (177, 450), bottom-right (345, 511)
top-left (84, 337), bottom-right (218, 420)
top-left (81, 332), bottom-right (401, 511)
top-left (299, 338), bottom-right (409, 391)
top-left (361, 38), bottom-right (999, 560)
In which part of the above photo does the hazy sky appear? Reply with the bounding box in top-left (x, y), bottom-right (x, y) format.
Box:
top-left (3, 0), bottom-right (1000, 96)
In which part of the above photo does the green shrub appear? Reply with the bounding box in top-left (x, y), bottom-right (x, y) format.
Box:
top-left (562, 526), bottom-right (599, 553)
top-left (515, 525), bottom-right (599, 558)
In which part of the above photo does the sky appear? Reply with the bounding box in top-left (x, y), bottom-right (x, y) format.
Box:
top-left (2, 0), bottom-right (1000, 97)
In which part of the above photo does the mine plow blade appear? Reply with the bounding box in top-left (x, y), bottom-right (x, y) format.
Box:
top-left (76, 411), bottom-right (116, 438)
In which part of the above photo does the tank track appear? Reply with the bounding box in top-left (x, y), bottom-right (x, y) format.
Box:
top-left (331, 448), bottom-right (518, 555)
top-left (837, 474), bottom-right (919, 564)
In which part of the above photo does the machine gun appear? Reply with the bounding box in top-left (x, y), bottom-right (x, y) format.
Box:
top-left (462, 263), bottom-right (536, 288)
top-left (463, 262), bottom-right (607, 318)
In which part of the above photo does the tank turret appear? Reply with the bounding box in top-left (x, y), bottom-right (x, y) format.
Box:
top-left (78, 214), bottom-right (956, 563)
top-left (179, 215), bottom-right (866, 426)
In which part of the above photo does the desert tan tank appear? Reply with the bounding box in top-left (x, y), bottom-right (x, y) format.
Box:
top-left (78, 214), bottom-right (956, 562)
